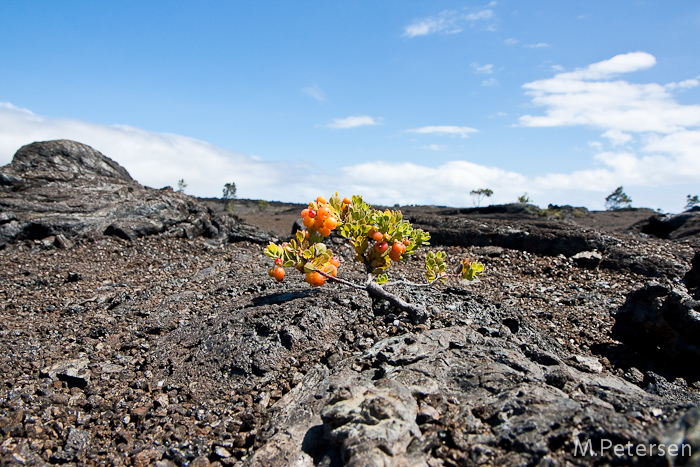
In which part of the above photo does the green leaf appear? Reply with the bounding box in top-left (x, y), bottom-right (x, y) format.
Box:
top-left (376, 274), bottom-right (388, 285)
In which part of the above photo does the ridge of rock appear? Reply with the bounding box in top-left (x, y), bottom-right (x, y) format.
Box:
top-left (0, 140), bottom-right (271, 245)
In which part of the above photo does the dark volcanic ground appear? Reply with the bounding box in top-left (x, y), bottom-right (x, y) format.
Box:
top-left (2, 207), bottom-right (699, 466)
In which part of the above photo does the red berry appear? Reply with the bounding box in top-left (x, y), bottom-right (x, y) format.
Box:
top-left (374, 241), bottom-right (388, 254)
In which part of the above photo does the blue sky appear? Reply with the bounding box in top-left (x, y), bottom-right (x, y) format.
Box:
top-left (1, 1), bottom-right (699, 212)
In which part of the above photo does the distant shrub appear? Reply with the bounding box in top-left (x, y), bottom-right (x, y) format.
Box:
top-left (257, 200), bottom-right (270, 212)
top-left (177, 179), bottom-right (187, 193)
top-left (605, 186), bottom-right (632, 210)
top-left (686, 195), bottom-right (699, 210)
top-left (470, 188), bottom-right (493, 207)
top-left (223, 182), bottom-right (237, 212)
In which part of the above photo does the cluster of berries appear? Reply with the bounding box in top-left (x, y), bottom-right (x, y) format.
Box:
top-left (267, 196), bottom-right (350, 287)
top-left (303, 256), bottom-right (340, 286)
top-left (300, 195), bottom-right (347, 237)
top-left (367, 226), bottom-right (408, 262)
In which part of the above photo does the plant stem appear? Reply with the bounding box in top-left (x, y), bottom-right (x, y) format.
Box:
top-left (313, 268), bottom-right (431, 324)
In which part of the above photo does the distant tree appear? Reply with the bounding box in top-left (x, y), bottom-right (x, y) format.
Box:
top-left (257, 200), bottom-right (270, 212)
top-left (517, 193), bottom-right (531, 204)
top-left (223, 182), bottom-right (237, 212)
top-left (687, 194), bottom-right (700, 210)
top-left (177, 179), bottom-right (187, 193)
top-left (605, 186), bottom-right (632, 210)
top-left (470, 188), bottom-right (493, 207)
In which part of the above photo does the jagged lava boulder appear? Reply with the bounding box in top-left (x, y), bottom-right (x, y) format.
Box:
top-left (0, 140), bottom-right (269, 244)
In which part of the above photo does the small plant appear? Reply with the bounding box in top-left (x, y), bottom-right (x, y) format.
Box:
top-left (177, 179), bottom-right (188, 193)
top-left (223, 182), bottom-right (237, 212)
top-left (265, 194), bottom-right (484, 322)
top-left (605, 186), bottom-right (632, 210)
top-left (686, 195), bottom-right (699, 210)
top-left (470, 188), bottom-right (493, 207)
top-left (257, 200), bottom-right (270, 212)
top-left (517, 193), bottom-right (531, 204)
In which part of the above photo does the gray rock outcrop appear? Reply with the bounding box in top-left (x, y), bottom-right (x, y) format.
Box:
top-left (0, 140), bottom-right (269, 244)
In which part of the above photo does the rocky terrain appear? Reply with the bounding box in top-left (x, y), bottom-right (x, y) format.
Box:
top-left (1, 140), bottom-right (700, 466)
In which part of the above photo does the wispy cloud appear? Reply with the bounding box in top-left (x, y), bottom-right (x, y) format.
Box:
top-left (326, 115), bottom-right (382, 129)
top-left (2, 98), bottom-right (697, 212)
top-left (302, 85), bottom-right (327, 102)
top-left (402, 8), bottom-right (494, 38)
top-left (524, 42), bottom-right (551, 48)
top-left (406, 126), bottom-right (479, 138)
top-left (517, 52), bottom-right (700, 208)
top-left (471, 62), bottom-right (493, 74)
top-left (0, 102), bottom-right (310, 200)
top-left (422, 144), bottom-right (447, 151)
top-left (481, 78), bottom-right (499, 87)
top-left (519, 52), bottom-right (698, 132)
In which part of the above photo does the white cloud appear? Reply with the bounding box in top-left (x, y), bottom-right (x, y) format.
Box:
top-left (504, 38), bottom-right (518, 45)
top-left (524, 42), bottom-right (551, 48)
top-left (665, 78), bottom-right (699, 90)
top-left (402, 8), bottom-right (494, 38)
top-left (602, 129), bottom-right (633, 146)
top-left (406, 126), bottom-right (479, 138)
top-left (471, 62), bottom-right (493, 74)
top-left (481, 78), bottom-right (499, 87)
top-left (515, 52), bottom-right (700, 209)
top-left (519, 52), bottom-right (700, 133)
top-left (0, 102), bottom-right (311, 201)
top-left (326, 115), bottom-right (381, 129)
top-left (422, 144), bottom-right (447, 151)
top-left (302, 85), bottom-right (327, 102)
top-left (1, 100), bottom-right (697, 212)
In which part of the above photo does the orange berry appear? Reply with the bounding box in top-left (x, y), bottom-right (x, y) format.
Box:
top-left (322, 263), bottom-right (338, 277)
top-left (323, 216), bottom-right (338, 230)
top-left (372, 231), bottom-right (383, 242)
top-left (303, 216), bottom-right (315, 228)
top-left (272, 267), bottom-right (285, 282)
top-left (301, 208), bottom-right (309, 218)
top-left (305, 271), bottom-right (326, 287)
top-left (318, 227), bottom-right (331, 237)
top-left (314, 217), bottom-right (325, 229)
top-left (329, 256), bottom-right (341, 267)
top-left (317, 206), bottom-right (331, 221)
top-left (343, 197), bottom-right (352, 204)
top-left (317, 196), bottom-right (327, 205)
top-left (402, 238), bottom-right (410, 246)
top-left (389, 242), bottom-right (406, 262)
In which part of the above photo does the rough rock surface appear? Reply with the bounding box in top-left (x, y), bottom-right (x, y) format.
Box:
top-left (640, 208), bottom-right (700, 240)
top-left (0, 140), bottom-right (269, 245)
top-left (1, 141), bottom-right (700, 466)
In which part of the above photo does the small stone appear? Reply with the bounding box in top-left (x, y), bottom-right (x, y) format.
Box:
top-left (572, 251), bottom-right (602, 269)
top-left (214, 446), bottom-right (232, 458)
top-left (572, 355), bottom-right (603, 373)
